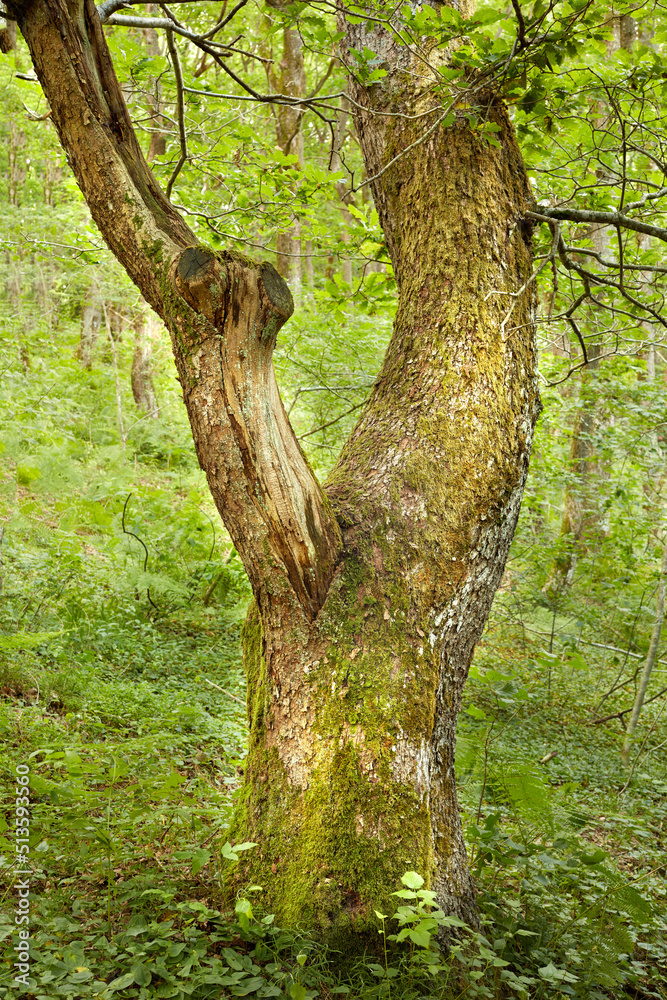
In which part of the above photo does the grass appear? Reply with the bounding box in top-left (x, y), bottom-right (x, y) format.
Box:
top-left (1, 298), bottom-right (667, 1000)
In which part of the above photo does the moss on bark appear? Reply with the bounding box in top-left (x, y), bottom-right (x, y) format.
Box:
top-left (226, 55), bottom-right (538, 942)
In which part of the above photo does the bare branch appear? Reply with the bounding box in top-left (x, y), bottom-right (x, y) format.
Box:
top-left (509, 0), bottom-right (527, 48)
top-left (107, 12), bottom-right (216, 43)
top-left (526, 207), bottom-right (667, 244)
top-left (202, 0), bottom-right (248, 38)
top-left (297, 400), bottom-right (367, 440)
top-left (164, 25), bottom-right (187, 200)
top-left (97, 0), bottom-right (209, 21)
top-left (350, 104), bottom-right (456, 194)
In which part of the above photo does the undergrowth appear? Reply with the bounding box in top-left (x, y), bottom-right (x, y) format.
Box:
top-left (1, 260), bottom-right (666, 1000)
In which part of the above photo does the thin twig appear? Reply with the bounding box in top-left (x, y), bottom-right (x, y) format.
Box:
top-left (202, 548), bottom-right (234, 606)
top-left (163, 22), bottom-right (187, 200)
top-left (203, 677), bottom-right (244, 705)
top-left (201, 0), bottom-right (247, 38)
top-left (121, 494), bottom-right (160, 613)
top-left (619, 699), bottom-right (667, 793)
top-left (592, 686), bottom-right (667, 726)
top-left (349, 104), bottom-right (456, 194)
top-left (297, 400), bottom-right (367, 440)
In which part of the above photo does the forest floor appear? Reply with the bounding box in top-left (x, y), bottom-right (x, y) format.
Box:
top-left (1, 538), bottom-right (666, 999)
top-left (1, 319), bottom-right (667, 999)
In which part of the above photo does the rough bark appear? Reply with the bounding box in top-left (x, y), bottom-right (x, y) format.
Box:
top-left (14, 0), bottom-right (540, 939)
top-left (233, 14), bottom-right (539, 935)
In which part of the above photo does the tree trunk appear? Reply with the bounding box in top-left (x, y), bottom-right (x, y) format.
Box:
top-left (77, 281), bottom-right (102, 369)
top-left (141, 7), bottom-right (167, 163)
top-left (622, 539), bottom-right (667, 766)
top-left (14, 0), bottom-right (539, 937)
top-left (543, 344), bottom-right (604, 598)
top-left (8, 118), bottom-right (25, 206)
top-left (236, 19), bottom-right (539, 934)
top-left (271, 23), bottom-right (305, 297)
top-left (0, 11), bottom-right (17, 50)
top-left (542, 14), bottom-right (635, 601)
top-left (331, 97), bottom-right (354, 290)
top-left (34, 259), bottom-right (59, 328)
top-left (131, 307), bottom-right (160, 417)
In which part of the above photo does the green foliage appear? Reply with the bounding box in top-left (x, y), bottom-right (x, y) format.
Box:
top-left (2, 1), bottom-right (667, 997)
top-left (455, 617), bottom-right (667, 998)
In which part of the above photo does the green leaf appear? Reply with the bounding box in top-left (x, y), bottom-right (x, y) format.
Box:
top-left (132, 963), bottom-right (152, 987)
top-left (578, 849), bottom-right (607, 865)
top-left (400, 871), bottom-right (425, 890)
top-left (108, 972), bottom-right (135, 990)
top-left (234, 977), bottom-right (268, 995)
top-left (408, 928), bottom-right (432, 947)
top-left (233, 841), bottom-right (258, 852)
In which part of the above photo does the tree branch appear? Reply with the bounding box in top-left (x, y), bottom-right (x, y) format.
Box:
top-left (526, 207), bottom-right (667, 244)
top-left (97, 0), bottom-right (210, 21)
top-left (15, 0), bottom-right (342, 621)
top-left (163, 24), bottom-right (187, 200)
top-left (593, 685), bottom-right (667, 726)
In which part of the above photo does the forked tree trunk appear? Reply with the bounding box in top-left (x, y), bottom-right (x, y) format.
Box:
top-left (239, 17), bottom-right (539, 933)
top-left (14, 0), bottom-right (539, 936)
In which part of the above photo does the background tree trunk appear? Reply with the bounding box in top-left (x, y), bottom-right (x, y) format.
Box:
top-left (542, 13), bottom-right (636, 600)
top-left (622, 539), bottom-right (667, 766)
top-left (77, 282), bottom-right (102, 369)
top-left (142, 7), bottom-right (167, 163)
top-left (330, 97), bottom-right (353, 291)
top-left (543, 344), bottom-right (604, 598)
top-left (271, 23), bottom-right (305, 298)
top-left (0, 10), bottom-right (17, 50)
top-left (131, 307), bottom-right (160, 417)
